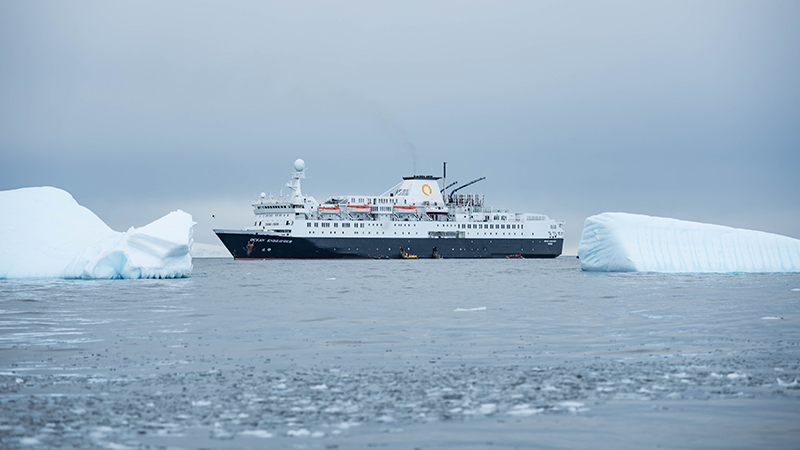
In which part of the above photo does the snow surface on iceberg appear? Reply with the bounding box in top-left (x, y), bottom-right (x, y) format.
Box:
top-left (0, 187), bottom-right (194, 279)
top-left (578, 212), bottom-right (800, 273)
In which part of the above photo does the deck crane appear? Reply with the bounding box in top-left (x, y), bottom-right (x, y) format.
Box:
top-left (440, 181), bottom-right (458, 194)
top-left (448, 177), bottom-right (486, 204)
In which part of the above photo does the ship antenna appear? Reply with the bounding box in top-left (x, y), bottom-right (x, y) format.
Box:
top-left (443, 162), bottom-right (447, 205)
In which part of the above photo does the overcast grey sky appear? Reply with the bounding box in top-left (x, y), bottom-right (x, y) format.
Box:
top-left (2, 1), bottom-right (798, 254)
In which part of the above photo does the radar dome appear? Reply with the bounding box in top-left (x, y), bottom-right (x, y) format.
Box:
top-left (294, 159), bottom-right (306, 172)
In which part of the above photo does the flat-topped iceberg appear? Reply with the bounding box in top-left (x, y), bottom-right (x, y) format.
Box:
top-left (578, 212), bottom-right (800, 273)
top-left (0, 187), bottom-right (194, 279)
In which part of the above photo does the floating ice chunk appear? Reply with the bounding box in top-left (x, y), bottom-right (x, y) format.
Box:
top-left (508, 404), bottom-right (544, 416)
top-left (335, 421), bottom-right (360, 430)
top-left (776, 378), bottom-right (799, 387)
top-left (792, 288), bottom-right (800, 292)
top-left (479, 403), bottom-right (497, 414)
top-left (287, 429), bottom-right (310, 437)
top-left (761, 316), bottom-right (783, 320)
top-left (578, 212), bottom-right (800, 273)
top-left (191, 400), bottom-right (211, 407)
top-left (240, 430), bottom-right (273, 438)
top-left (310, 384), bottom-right (328, 390)
top-left (20, 437), bottom-right (40, 446)
top-left (556, 401), bottom-right (589, 413)
top-left (726, 373), bottom-right (747, 380)
top-left (454, 307), bottom-right (487, 312)
top-left (0, 187), bottom-right (194, 279)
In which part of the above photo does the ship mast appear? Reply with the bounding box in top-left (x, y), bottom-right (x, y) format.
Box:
top-left (442, 162), bottom-right (447, 205)
top-left (286, 158), bottom-right (306, 205)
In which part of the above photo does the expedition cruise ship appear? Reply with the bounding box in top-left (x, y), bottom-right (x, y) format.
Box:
top-left (214, 159), bottom-right (564, 259)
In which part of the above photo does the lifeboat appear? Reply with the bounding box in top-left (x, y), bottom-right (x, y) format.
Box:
top-left (425, 205), bottom-right (449, 215)
top-left (393, 205), bottom-right (417, 214)
top-left (319, 204), bottom-right (341, 214)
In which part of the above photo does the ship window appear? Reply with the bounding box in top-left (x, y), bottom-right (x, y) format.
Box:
top-left (314, 222), bottom-right (319, 227)
top-left (334, 223), bottom-right (338, 227)
top-left (307, 223), bottom-right (311, 227)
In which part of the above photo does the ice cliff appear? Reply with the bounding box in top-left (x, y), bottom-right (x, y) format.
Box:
top-left (578, 212), bottom-right (800, 273)
top-left (0, 187), bottom-right (194, 279)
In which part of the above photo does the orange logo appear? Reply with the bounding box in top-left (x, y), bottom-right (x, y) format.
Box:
top-left (421, 184), bottom-right (432, 196)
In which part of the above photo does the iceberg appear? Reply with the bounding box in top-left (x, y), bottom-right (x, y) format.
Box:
top-left (578, 212), bottom-right (800, 273)
top-left (0, 187), bottom-right (194, 279)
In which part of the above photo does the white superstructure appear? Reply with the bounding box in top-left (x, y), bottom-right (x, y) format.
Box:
top-left (247, 159), bottom-right (564, 241)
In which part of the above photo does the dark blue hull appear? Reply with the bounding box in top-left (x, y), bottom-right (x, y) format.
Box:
top-left (214, 232), bottom-right (563, 259)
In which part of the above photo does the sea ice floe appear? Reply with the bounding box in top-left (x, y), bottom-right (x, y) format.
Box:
top-left (508, 404), bottom-right (544, 416)
top-left (578, 212), bottom-right (800, 272)
top-left (478, 403), bottom-right (497, 415)
top-left (240, 430), bottom-right (273, 438)
top-left (776, 378), bottom-right (799, 388)
top-left (286, 429), bottom-right (311, 437)
top-left (454, 307), bottom-right (487, 312)
top-left (556, 401), bottom-right (589, 413)
top-left (334, 421), bottom-right (360, 430)
top-left (726, 373), bottom-right (748, 380)
top-left (0, 187), bottom-right (194, 279)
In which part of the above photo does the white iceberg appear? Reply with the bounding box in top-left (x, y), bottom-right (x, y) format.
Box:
top-left (578, 212), bottom-right (800, 273)
top-left (0, 187), bottom-right (194, 279)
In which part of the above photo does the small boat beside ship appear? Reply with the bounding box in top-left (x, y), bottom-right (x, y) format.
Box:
top-left (214, 159), bottom-right (564, 259)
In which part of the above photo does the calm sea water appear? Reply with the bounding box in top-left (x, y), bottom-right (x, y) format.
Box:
top-left (1, 257), bottom-right (799, 449)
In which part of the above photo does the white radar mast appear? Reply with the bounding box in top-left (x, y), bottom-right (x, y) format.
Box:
top-left (286, 158), bottom-right (306, 205)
